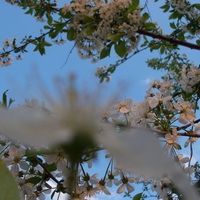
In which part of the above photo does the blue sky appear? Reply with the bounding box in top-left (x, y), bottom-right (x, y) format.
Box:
top-left (1, 0), bottom-right (200, 200)
top-left (0, 1), bottom-right (168, 103)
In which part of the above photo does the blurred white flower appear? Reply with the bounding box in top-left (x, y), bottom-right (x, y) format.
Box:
top-left (0, 75), bottom-right (104, 150)
top-left (99, 125), bottom-right (199, 200)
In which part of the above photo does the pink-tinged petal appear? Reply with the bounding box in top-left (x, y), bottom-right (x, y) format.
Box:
top-left (126, 183), bottom-right (134, 193)
top-left (184, 139), bottom-right (190, 148)
top-left (117, 184), bottom-right (125, 194)
top-left (107, 180), bottom-right (112, 187)
top-left (147, 97), bottom-right (159, 108)
top-left (185, 167), bottom-right (195, 174)
top-left (19, 161), bottom-right (29, 170)
top-left (186, 109), bottom-right (196, 121)
top-left (195, 124), bottom-right (200, 132)
top-left (102, 187), bottom-right (111, 195)
top-left (114, 179), bottom-right (121, 186)
top-left (119, 107), bottom-right (130, 114)
top-left (165, 134), bottom-right (173, 144)
top-left (11, 163), bottom-right (19, 175)
top-left (179, 113), bottom-right (188, 124)
top-left (173, 103), bottom-right (182, 111)
top-left (180, 157), bottom-right (189, 164)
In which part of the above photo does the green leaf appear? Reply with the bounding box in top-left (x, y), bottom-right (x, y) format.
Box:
top-left (44, 25), bottom-right (51, 29)
top-left (196, 39), bottom-right (200, 46)
top-left (44, 41), bottom-right (52, 47)
top-left (169, 11), bottom-right (181, 20)
top-left (143, 22), bottom-right (156, 30)
top-left (0, 158), bottom-right (20, 200)
top-left (100, 76), bottom-right (104, 83)
top-left (133, 192), bottom-right (142, 200)
top-left (49, 22), bottom-right (67, 39)
top-left (45, 163), bottom-right (57, 172)
top-left (47, 14), bottom-right (53, 25)
top-left (33, 44), bottom-right (39, 52)
top-left (100, 48), bottom-right (110, 59)
top-left (83, 25), bottom-right (96, 35)
top-left (38, 39), bottom-right (46, 55)
top-left (160, 45), bottom-right (165, 54)
top-left (27, 177), bottom-right (41, 185)
top-left (177, 32), bottom-right (185, 41)
top-left (67, 27), bottom-right (77, 41)
top-left (160, 4), bottom-right (170, 12)
top-left (8, 98), bottom-right (15, 107)
top-left (142, 12), bottom-right (149, 22)
top-left (170, 22), bottom-right (176, 29)
top-left (114, 41), bottom-right (126, 57)
top-left (107, 66), bottom-right (116, 73)
top-left (25, 8), bottom-right (33, 15)
top-left (60, 11), bottom-right (71, 19)
top-left (2, 89), bottom-right (8, 107)
top-left (128, 0), bottom-right (139, 13)
top-left (193, 4), bottom-right (200, 10)
top-left (108, 33), bottom-right (124, 42)
top-left (83, 14), bottom-right (94, 23)
top-left (100, 45), bottom-right (112, 59)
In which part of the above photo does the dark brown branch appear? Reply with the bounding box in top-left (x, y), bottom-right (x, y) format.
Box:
top-left (35, 157), bottom-right (60, 184)
top-left (177, 118), bottom-right (200, 131)
top-left (111, 122), bottom-right (200, 137)
top-left (133, 126), bottom-right (200, 138)
top-left (137, 29), bottom-right (200, 51)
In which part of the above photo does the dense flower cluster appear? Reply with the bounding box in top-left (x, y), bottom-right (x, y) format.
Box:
top-left (170, 0), bottom-right (191, 14)
top-left (61, 0), bottom-right (141, 62)
top-left (169, 0), bottom-right (200, 36)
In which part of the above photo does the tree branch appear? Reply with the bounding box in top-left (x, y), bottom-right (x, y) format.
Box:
top-left (177, 118), bottom-right (200, 131)
top-left (109, 121), bottom-right (200, 137)
top-left (137, 29), bottom-right (200, 51)
top-left (35, 157), bottom-right (60, 184)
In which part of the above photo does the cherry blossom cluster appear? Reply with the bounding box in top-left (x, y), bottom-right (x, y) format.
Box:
top-left (5, 0), bottom-right (58, 6)
top-left (179, 63), bottom-right (200, 92)
top-left (0, 38), bottom-right (22, 67)
top-left (170, 0), bottom-right (191, 15)
top-left (62, 0), bottom-right (141, 62)
top-left (169, 0), bottom-right (200, 36)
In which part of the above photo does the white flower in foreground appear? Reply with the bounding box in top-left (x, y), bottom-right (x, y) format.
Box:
top-left (0, 76), bottom-right (103, 149)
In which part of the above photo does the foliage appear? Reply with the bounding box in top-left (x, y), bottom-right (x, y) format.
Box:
top-left (1, 0), bottom-right (200, 200)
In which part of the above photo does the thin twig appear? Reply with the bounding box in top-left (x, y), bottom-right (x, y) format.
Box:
top-left (35, 156), bottom-right (60, 184)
